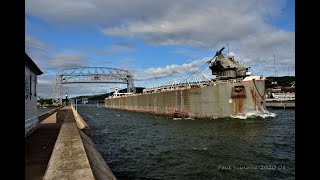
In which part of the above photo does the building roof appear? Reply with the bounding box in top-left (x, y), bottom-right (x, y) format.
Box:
top-left (25, 52), bottom-right (43, 75)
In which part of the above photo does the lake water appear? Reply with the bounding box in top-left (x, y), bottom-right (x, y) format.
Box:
top-left (77, 105), bottom-right (295, 179)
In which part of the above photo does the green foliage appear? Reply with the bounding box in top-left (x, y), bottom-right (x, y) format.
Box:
top-left (38, 98), bottom-right (53, 105)
top-left (265, 76), bottom-right (295, 88)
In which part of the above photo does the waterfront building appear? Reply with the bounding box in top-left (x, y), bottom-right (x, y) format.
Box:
top-left (25, 52), bottom-right (43, 137)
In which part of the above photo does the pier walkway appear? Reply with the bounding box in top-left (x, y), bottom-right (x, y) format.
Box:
top-left (25, 106), bottom-right (116, 180)
top-left (25, 109), bottom-right (65, 180)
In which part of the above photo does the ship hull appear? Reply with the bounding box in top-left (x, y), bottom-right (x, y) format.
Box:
top-left (105, 79), bottom-right (266, 119)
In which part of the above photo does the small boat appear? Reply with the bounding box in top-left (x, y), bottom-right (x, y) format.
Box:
top-left (266, 82), bottom-right (295, 109)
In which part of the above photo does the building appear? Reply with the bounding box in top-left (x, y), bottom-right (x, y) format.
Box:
top-left (25, 52), bottom-right (43, 137)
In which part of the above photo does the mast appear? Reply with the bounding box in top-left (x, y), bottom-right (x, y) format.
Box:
top-left (227, 42), bottom-right (229, 56)
top-left (273, 54), bottom-right (276, 77)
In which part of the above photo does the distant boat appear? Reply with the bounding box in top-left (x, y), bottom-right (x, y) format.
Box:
top-left (266, 82), bottom-right (295, 109)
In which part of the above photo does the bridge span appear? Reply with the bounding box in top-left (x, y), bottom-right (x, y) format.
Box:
top-left (52, 67), bottom-right (135, 105)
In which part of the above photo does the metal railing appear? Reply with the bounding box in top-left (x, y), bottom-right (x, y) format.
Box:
top-left (70, 98), bottom-right (78, 112)
top-left (143, 74), bottom-right (243, 93)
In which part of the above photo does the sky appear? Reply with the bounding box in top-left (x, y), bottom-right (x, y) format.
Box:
top-left (25, 0), bottom-right (295, 99)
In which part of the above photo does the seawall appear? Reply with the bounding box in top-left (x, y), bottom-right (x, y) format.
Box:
top-left (28, 106), bottom-right (116, 180)
top-left (266, 101), bottom-right (295, 109)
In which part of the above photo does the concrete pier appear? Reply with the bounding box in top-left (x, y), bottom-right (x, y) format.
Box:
top-left (25, 109), bottom-right (65, 180)
top-left (43, 107), bottom-right (95, 179)
top-left (266, 101), bottom-right (295, 109)
top-left (25, 106), bottom-right (116, 180)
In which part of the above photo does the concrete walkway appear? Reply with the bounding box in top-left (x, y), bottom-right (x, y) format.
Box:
top-left (25, 108), bottom-right (67, 180)
top-left (43, 107), bottom-right (95, 180)
top-left (41, 112), bottom-right (57, 124)
top-left (25, 106), bottom-right (116, 180)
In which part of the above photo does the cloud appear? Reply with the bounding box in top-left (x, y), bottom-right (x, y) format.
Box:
top-left (108, 43), bottom-right (136, 52)
top-left (61, 84), bottom-right (113, 97)
top-left (26, 0), bottom-right (99, 25)
top-left (36, 75), bottom-right (56, 98)
top-left (26, 0), bottom-right (294, 68)
top-left (25, 34), bottom-right (53, 52)
top-left (101, 0), bottom-right (285, 48)
top-left (26, 0), bottom-right (176, 26)
top-left (47, 54), bottom-right (87, 69)
top-left (99, 0), bottom-right (294, 76)
top-left (135, 57), bottom-right (211, 81)
top-left (37, 75), bottom-right (114, 98)
top-left (26, 0), bottom-right (294, 96)
top-left (29, 52), bottom-right (88, 75)
top-left (25, 34), bottom-right (53, 66)
top-left (103, 42), bottom-right (136, 56)
top-left (24, 34), bottom-right (115, 74)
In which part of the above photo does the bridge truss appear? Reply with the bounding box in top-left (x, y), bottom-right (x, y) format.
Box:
top-left (52, 67), bottom-right (135, 105)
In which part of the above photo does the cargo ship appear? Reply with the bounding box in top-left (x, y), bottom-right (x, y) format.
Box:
top-left (105, 46), bottom-right (267, 118)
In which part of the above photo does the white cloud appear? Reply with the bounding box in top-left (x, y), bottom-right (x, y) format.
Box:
top-left (26, 0), bottom-right (176, 26)
top-left (37, 74), bottom-right (116, 99)
top-left (25, 34), bottom-right (53, 66)
top-left (98, 0), bottom-right (294, 76)
top-left (25, 34), bottom-right (53, 52)
top-left (47, 54), bottom-right (87, 69)
top-left (36, 75), bottom-right (56, 98)
top-left (135, 57), bottom-right (211, 81)
top-left (100, 0), bottom-right (283, 48)
top-left (26, 0), bottom-right (294, 96)
top-left (26, 0), bottom-right (294, 71)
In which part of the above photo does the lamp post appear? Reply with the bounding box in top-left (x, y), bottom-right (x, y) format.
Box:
top-left (65, 93), bottom-right (68, 106)
top-left (74, 98), bottom-right (77, 112)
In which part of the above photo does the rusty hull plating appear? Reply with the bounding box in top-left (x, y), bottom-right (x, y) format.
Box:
top-left (105, 77), bottom-right (266, 119)
top-left (105, 46), bottom-right (266, 119)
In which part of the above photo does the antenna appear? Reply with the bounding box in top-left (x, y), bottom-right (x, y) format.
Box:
top-left (227, 42), bottom-right (229, 56)
top-left (273, 54), bottom-right (276, 77)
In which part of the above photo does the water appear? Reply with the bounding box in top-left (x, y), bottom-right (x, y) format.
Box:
top-left (77, 106), bottom-right (295, 179)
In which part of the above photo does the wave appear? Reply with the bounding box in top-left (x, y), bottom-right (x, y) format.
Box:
top-left (230, 110), bottom-right (276, 119)
top-left (173, 117), bottom-right (195, 120)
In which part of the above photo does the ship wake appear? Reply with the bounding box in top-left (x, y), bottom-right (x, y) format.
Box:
top-left (173, 117), bottom-right (195, 120)
top-left (230, 109), bottom-right (276, 119)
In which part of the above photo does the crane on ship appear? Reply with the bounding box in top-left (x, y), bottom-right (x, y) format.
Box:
top-left (188, 45), bottom-right (251, 80)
